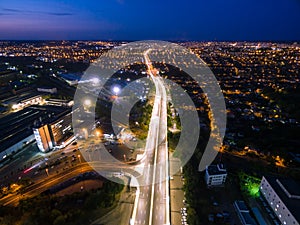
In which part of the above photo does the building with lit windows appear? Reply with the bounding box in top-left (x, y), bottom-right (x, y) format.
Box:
top-left (4, 93), bottom-right (43, 110)
top-left (44, 98), bottom-right (74, 107)
top-left (33, 125), bottom-right (53, 152)
top-left (33, 109), bottom-right (74, 152)
top-left (260, 176), bottom-right (300, 225)
top-left (37, 87), bottom-right (57, 94)
top-left (0, 105), bottom-right (71, 161)
top-left (204, 164), bottom-right (227, 187)
top-left (50, 111), bottom-right (72, 146)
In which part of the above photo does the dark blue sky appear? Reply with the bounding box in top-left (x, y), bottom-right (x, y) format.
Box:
top-left (1, 0), bottom-right (300, 40)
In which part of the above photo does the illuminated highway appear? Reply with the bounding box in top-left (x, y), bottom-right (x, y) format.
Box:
top-left (132, 50), bottom-right (170, 225)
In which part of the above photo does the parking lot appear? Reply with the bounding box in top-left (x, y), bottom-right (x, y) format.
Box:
top-left (204, 175), bottom-right (243, 225)
top-left (170, 162), bottom-right (187, 225)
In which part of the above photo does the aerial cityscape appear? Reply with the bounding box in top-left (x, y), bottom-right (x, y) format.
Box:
top-left (0, 1), bottom-right (300, 225)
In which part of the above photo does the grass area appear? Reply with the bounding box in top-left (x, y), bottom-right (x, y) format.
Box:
top-left (238, 172), bottom-right (261, 198)
top-left (180, 133), bottom-right (211, 224)
top-left (168, 132), bottom-right (181, 152)
top-left (0, 178), bottom-right (124, 225)
top-left (129, 99), bottom-right (153, 140)
top-left (167, 102), bottom-right (181, 152)
top-left (182, 161), bottom-right (205, 225)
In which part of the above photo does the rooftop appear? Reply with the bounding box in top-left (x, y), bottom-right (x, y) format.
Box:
top-left (2, 92), bottom-right (41, 105)
top-left (0, 105), bottom-right (70, 153)
top-left (240, 212), bottom-right (257, 225)
top-left (206, 164), bottom-right (227, 176)
top-left (235, 200), bottom-right (249, 212)
top-left (264, 176), bottom-right (300, 223)
top-left (277, 178), bottom-right (300, 198)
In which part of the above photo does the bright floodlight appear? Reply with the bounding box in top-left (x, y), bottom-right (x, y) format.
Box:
top-left (113, 86), bottom-right (120, 95)
top-left (91, 77), bottom-right (99, 84)
top-left (84, 99), bottom-right (91, 106)
top-left (12, 104), bottom-right (18, 110)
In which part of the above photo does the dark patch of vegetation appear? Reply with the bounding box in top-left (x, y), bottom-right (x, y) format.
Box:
top-left (264, 86), bottom-right (300, 121)
top-left (181, 133), bottom-right (210, 225)
top-left (0, 179), bottom-right (124, 225)
top-left (129, 99), bottom-right (153, 140)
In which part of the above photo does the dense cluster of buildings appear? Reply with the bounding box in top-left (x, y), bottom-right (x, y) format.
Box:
top-left (0, 95), bottom-right (74, 161)
top-left (184, 42), bottom-right (300, 163)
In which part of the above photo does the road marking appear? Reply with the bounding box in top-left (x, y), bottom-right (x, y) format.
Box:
top-left (131, 186), bottom-right (140, 225)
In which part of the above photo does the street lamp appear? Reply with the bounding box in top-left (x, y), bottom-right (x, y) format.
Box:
top-left (91, 77), bottom-right (99, 84)
top-left (96, 130), bottom-right (101, 137)
top-left (45, 168), bottom-right (49, 176)
top-left (78, 155), bottom-right (82, 164)
top-left (112, 86), bottom-right (121, 95)
top-left (84, 99), bottom-right (91, 107)
top-left (82, 128), bottom-right (88, 140)
top-left (83, 98), bottom-right (92, 112)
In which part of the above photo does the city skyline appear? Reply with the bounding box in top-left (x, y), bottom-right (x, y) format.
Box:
top-left (0, 39), bottom-right (299, 225)
top-left (1, 0), bottom-right (300, 41)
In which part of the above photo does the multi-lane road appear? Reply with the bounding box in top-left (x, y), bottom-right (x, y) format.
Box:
top-left (132, 50), bottom-right (170, 225)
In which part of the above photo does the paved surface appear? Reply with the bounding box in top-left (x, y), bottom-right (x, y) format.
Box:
top-left (132, 49), bottom-right (170, 225)
top-left (55, 179), bottom-right (103, 196)
top-left (170, 173), bottom-right (185, 225)
top-left (91, 189), bottom-right (135, 225)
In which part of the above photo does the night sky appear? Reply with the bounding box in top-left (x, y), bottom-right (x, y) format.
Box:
top-left (1, 0), bottom-right (300, 41)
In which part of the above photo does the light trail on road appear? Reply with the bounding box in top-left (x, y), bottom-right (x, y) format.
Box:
top-left (132, 49), bottom-right (170, 225)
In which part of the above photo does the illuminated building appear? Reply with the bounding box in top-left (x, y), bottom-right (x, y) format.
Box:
top-left (0, 105), bottom-right (69, 161)
top-left (37, 87), bottom-right (57, 94)
top-left (33, 125), bottom-right (53, 153)
top-left (205, 164), bottom-right (227, 187)
top-left (50, 111), bottom-right (72, 146)
top-left (3, 93), bottom-right (43, 111)
top-left (33, 110), bottom-right (73, 152)
top-left (45, 98), bottom-right (74, 107)
top-left (260, 176), bottom-right (300, 225)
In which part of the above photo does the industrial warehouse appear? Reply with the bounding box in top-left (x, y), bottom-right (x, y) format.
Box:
top-left (0, 104), bottom-right (73, 161)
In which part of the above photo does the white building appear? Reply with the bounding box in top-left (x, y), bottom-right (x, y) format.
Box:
top-left (205, 164), bottom-right (227, 187)
top-left (10, 94), bottom-right (43, 110)
top-left (260, 176), bottom-right (300, 225)
top-left (37, 87), bottom-right (57, 94)
top-left (45, 98), bottom-right (74, 107)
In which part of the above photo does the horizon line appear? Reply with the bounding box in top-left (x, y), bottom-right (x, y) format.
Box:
top-left (0, 39), bottom-right (300, 43)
